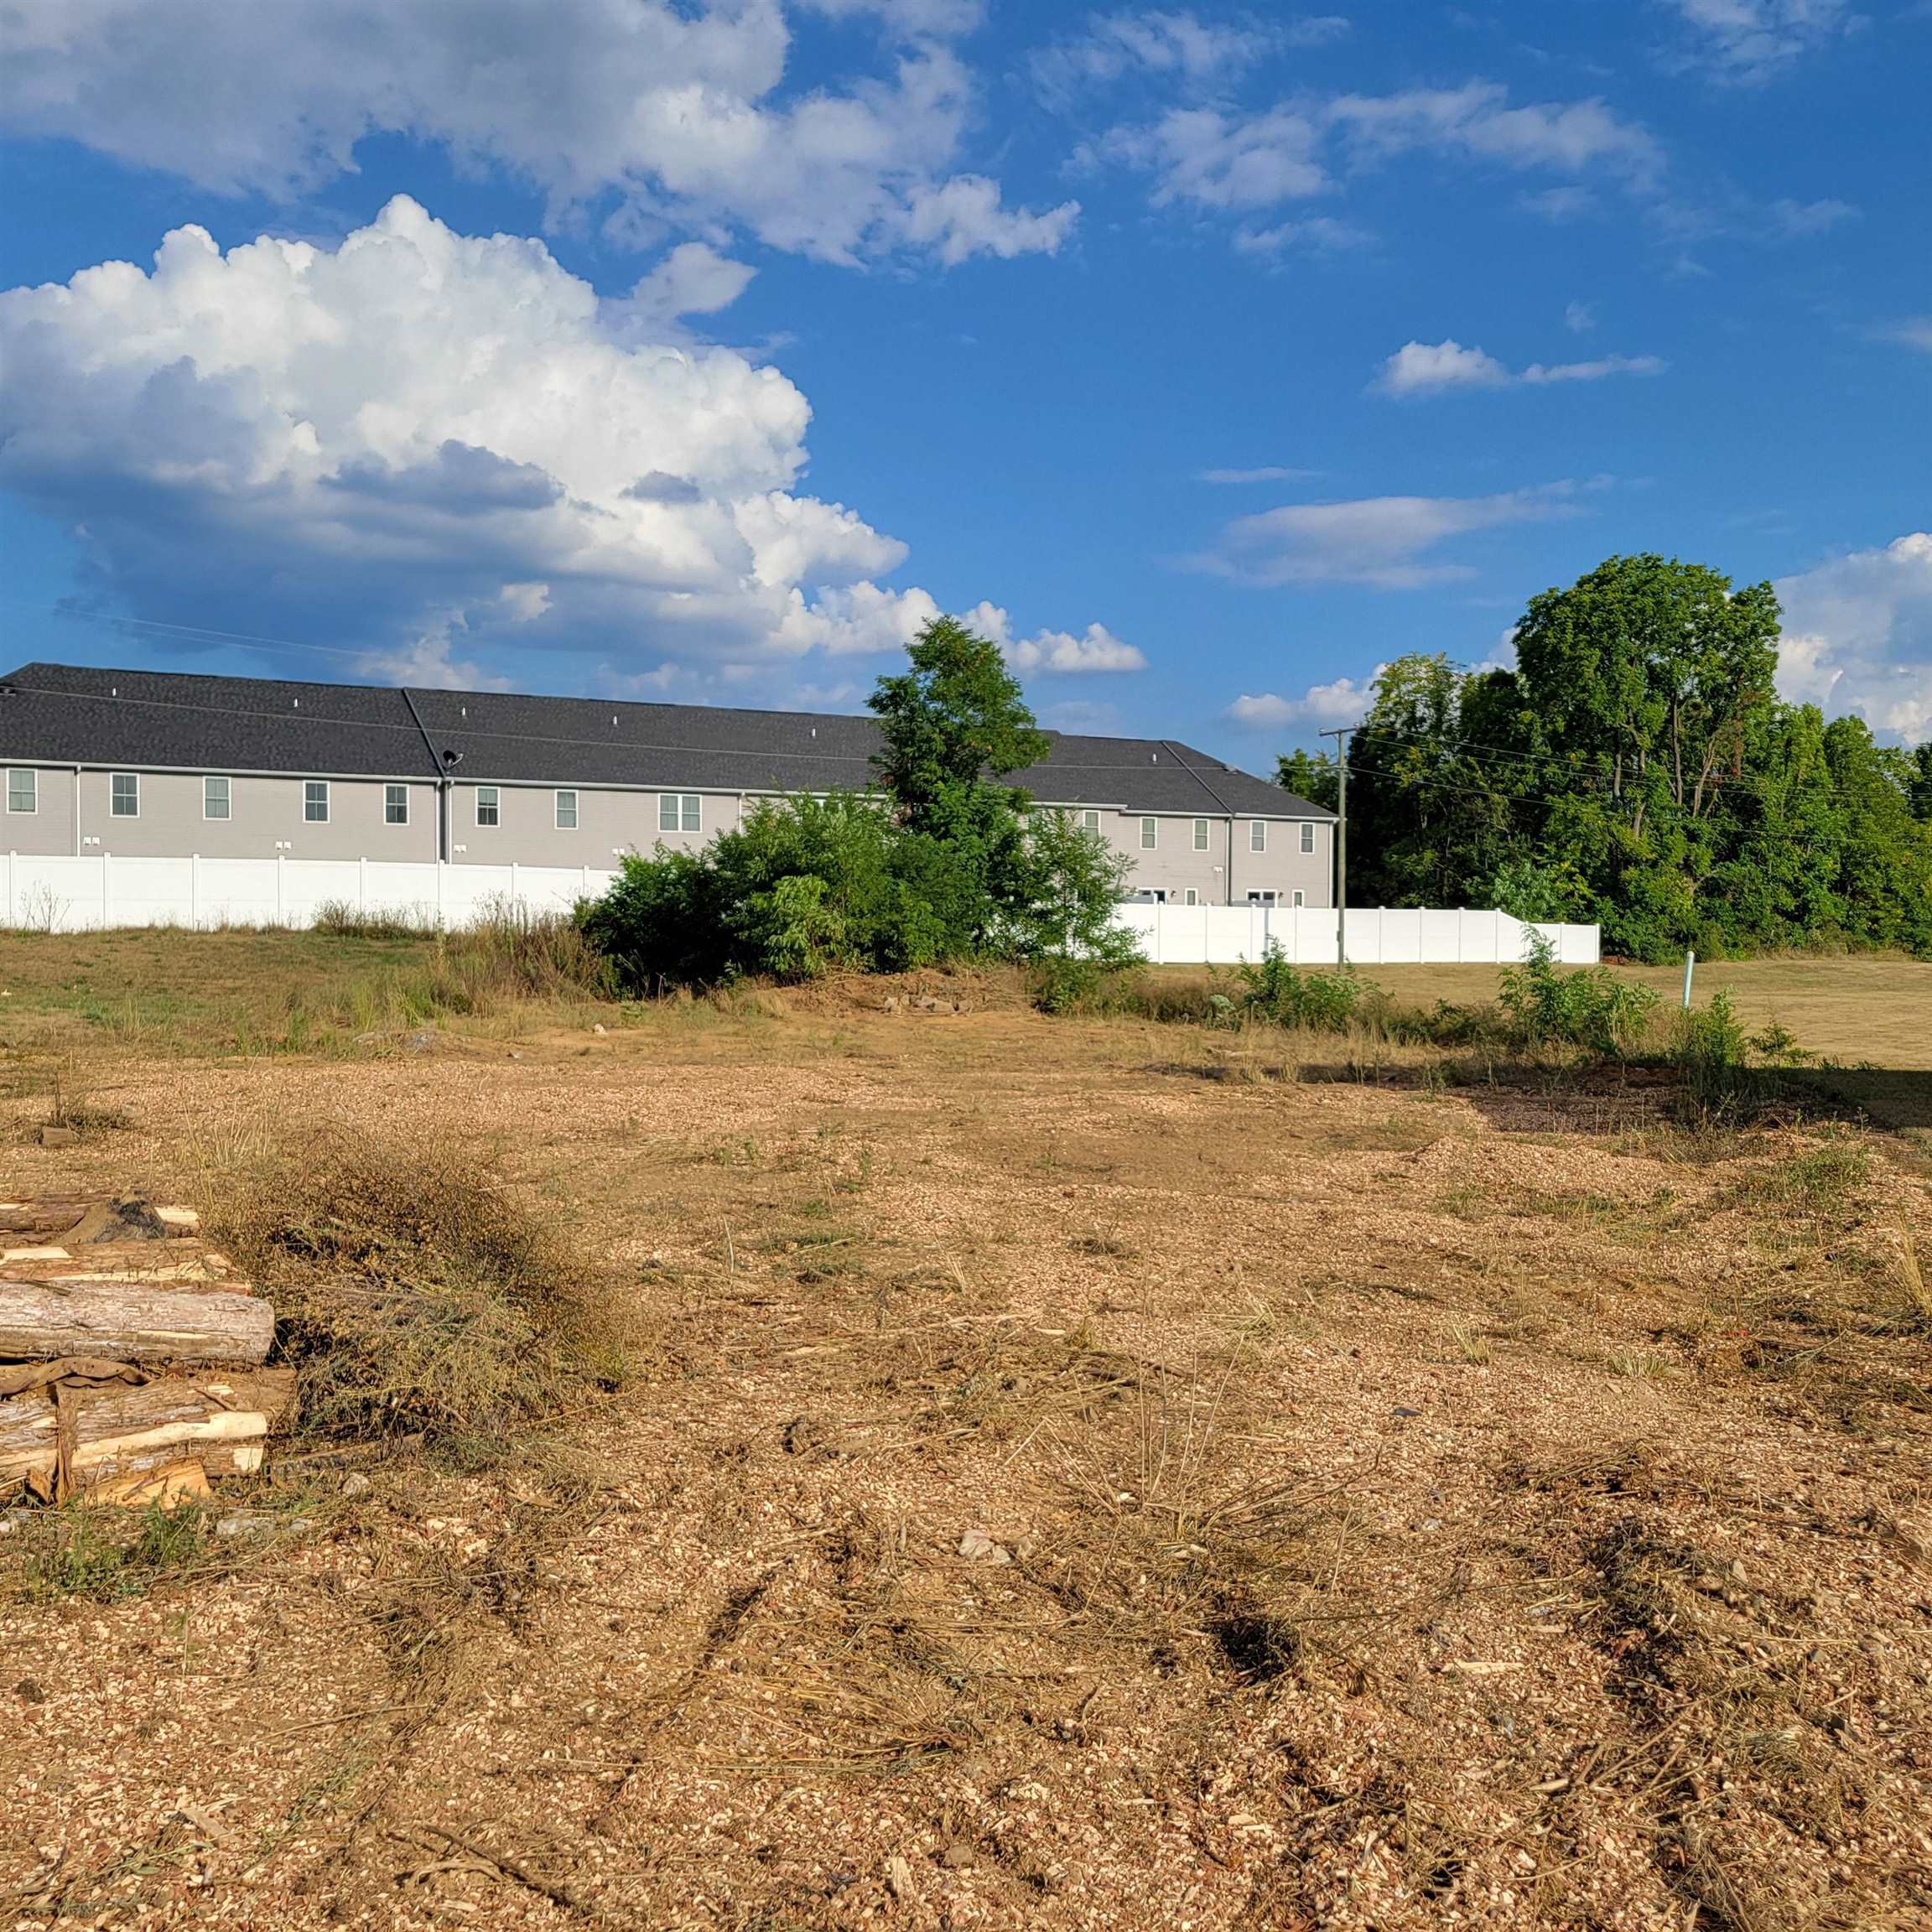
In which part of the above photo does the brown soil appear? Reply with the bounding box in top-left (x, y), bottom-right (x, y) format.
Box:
top-left (3, 1003), bottom-right (1929, 1929)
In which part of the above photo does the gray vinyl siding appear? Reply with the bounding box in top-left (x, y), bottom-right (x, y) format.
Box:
top-left (1070, 808), bottom-right (1331, 906)
top-left (448, 782), bottom-right (743, 865)
top-left (3, 766), bottom-right (77, 856)
top-left (54, 770), bottom-right (439, 860)
top-left (4, 761), bottom-right (1332, 902)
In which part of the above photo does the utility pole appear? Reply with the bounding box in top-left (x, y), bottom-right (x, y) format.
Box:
top-left (1318, 724), bottom-right (1357, 968)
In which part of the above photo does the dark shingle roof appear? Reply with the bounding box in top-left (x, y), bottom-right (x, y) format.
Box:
top-left (0, 662), bottom-right (429, 778)
top-left (0, 662), bottom-right (1332, 818)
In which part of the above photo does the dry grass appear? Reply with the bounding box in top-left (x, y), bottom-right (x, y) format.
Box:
top-left (0, 946), bottom-right (1928, 1929)
top-left (208, 1134), bottom-right (639, 1450)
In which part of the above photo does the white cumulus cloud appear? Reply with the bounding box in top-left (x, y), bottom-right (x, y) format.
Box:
top-left (0, 0), bottom-right (1073, 267)
top-left (1223, 677), bottom-right (1375, 732)
top-left (1374, 338), bottom-right (1667, 396)
top-left (0, 199), bottom-right (1123, 693)
top-left (1775, 533), bottom-right (1932, 744)
top-left (960, 602), bottom-right (1148, 674)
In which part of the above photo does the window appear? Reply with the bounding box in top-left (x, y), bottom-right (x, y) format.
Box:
top-left (1192, 817), bottom-right (1209, 850)
top-left (304, 780), bottom-right (330, 823)
top-left (1291, 890), bottom-right (1306, 908)
top-left (1301, 821), bottom-right (1317, 854)
top-left (555, 789), bottom-right (579, 830)
top-left (1080, 808), bottom-right (1101, 834)
top-left (1250, 819), bottom-right (1268, 853)
top-left (1247, 889), bottom-right (1279, 906)
top-left (385, 783), bottom-right (409, 826)
top-left (475, 786), bottom-right (500, 827)
top-left (1127, 888), bottom-right (1168, 904)
top-left (7, 769), bottom-right (35, 815)
top-left (659, 792), bottom-right (701, 834)
top-left (1140, 815), bottom-right (1157, 849)
top-left (111, 772), bottom-right (139, 818)
top-left (203, 776), bottom-right (231, 821)
top-left (1183, 888), bottom-right (1200, 906)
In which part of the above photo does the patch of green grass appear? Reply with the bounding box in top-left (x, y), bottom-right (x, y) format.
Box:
top-left (19, 1500), bottom-right (212, 1602)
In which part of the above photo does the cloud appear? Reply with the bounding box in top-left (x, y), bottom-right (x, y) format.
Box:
top-left (1098, 80), bottom-right (1662, 249)
top-left (1374, 338), bottom-right (1667, 396)
top-left (1566, 300), bottom-right (1596, 333)
top-left (1775, 533), bottom-right (1932, 744)
top-left (0, 199), bottom-right (1122, 695)
top-left (1197, 465), bottom-right (1318, 484)
top-left (1188, 486), bottom-right (1583, 588)
top-left (0, 0), bottom-right (1072, 267)
top-left (617, 243), bottom-right (758, 337)
top-left (1769, 195), bottom-right (1859, 237)
top-left (1879, 317), bottom-right (1932, 353)
top-left (1662, 0), bottom-right (1862, 82)
top-left (1223, 676), bottom-right (1375, 731)
top-left (1031, 10), bottom-right (1346, 105)
top-left (959, 601), bottom-right (1148, 674)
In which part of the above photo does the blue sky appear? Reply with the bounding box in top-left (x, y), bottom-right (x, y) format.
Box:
top-left (2, 1), bottom-right (1927, 759)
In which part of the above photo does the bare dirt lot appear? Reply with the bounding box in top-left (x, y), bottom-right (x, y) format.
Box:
top-left (3, 948), bottom-right (1930, 1930)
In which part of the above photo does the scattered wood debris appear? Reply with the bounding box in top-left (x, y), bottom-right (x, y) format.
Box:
top-left (0, 1195), bottom-right (293, 1506)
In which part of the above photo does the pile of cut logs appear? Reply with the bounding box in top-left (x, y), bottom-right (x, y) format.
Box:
top-left (0, 1195), bottom-right (294, 1507)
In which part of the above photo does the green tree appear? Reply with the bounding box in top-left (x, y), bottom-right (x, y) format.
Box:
top-left (868, 615), bottom-right (1052, 831)
top-left (1343, 652), bottom-right (1528, 907)
top-left (1245, 555), bottom-right (1931, 961)
top-left (581, 614), bottom-right (1141, 987)
top-left (1275, 748), bottom-right (1338, 813)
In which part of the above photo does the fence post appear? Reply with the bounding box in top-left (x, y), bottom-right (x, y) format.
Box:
top-left (190, 853), bottom-right (200, 929)
top-left (435, 858), bottom-right (445, 929)
top-left (359, 854), bottom-right (368, 912)
top-left (101, 851), bottom-right (112, 930)
top-left (510, 860), bottom-right (520, 913)
top-left (5, 850), bottom-right (12, 928)
top-left (276, 853), bottom-right (285, 927)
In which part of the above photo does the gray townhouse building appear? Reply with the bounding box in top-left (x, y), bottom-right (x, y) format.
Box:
top-left (0, 662), bottom-right (1336, 907)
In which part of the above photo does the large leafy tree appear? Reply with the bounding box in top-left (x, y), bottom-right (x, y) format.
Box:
top-left (868, 615), bottom-right (1052, 829)
top-left (1270, 554), bottom-right (1931, 959)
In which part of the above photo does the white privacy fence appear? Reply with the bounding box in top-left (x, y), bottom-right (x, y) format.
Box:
top-left (0, 852), bottom-right (1598, 966)
top-left (1114, 902), bottom-right (1599, 966)
top-left (1, 853), bottom-right (621, 932)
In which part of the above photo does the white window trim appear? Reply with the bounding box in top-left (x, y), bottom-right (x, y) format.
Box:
top-left (1140, 815), bottom-right (1157, 849)
top-left (555, 788), bottom-right (579, 830)
top-left (1183, 888), bottom-right (1199, 906)
top-left (1250, 819), bottom-right (1268, 853)
top-left (659, 792), bottom-right (700, 834)
top-left (1301, 821), bottom-right (1317, 854)
top-left (111, 772), bottom-right (140, 818)
top-left (203, 776), bottom-right (231, 822)
top-left (475, 785), bottom-right (500, 827)
top-left (7, 769), bottom-right (37, 815)
top-left (385, 783), bottom-right (410, 827)
top-left (304, 779), bottom-right (330, 824)
top-left (1192, 817), bottom-right (1209, 851)
top-left (1291, 889), bottom-right (1306, 907)
top-left (1080, 808), bottom-right (1101, 834)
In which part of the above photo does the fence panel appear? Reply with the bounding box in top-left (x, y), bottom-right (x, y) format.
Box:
top-left (0, 856), bottom-right (1601, 963)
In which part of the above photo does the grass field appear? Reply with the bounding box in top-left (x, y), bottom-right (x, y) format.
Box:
top-left (2, 932), bottom-right (1929, 1929)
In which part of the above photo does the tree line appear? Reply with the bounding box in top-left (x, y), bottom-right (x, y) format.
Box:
top-left (1275, 554), bottom-right (1932, 961)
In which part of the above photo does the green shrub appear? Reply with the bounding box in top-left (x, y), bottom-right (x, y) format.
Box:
top-left (1498, 932), bottom-right (1658, 1056)
top-left (1233, 943), bottom-right (1375, 1031)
